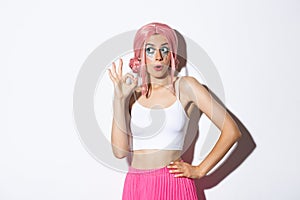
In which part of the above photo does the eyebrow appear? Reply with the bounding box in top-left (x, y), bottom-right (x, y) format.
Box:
top-left (145, 42), bottom-right (169, 47)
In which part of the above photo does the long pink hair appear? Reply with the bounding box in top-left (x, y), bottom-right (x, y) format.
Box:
top-left (129, 22), bottom-right (179, 96)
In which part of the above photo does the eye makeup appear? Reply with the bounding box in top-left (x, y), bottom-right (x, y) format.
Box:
top-left (145, 47), bottom-right (156, 57)
top-left (145, 45), bottom-right (170, 58)
top-left (160, 46), bottom-right (169, 56)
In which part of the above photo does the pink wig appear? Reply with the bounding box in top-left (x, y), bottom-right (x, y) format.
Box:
top-left (129, 22), bottom-right (179, 96)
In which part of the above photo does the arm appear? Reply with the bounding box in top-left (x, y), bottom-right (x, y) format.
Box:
top-left (186, 76), bottom-right (242, 176)
top-left (168, 76), bottom-right (242, 178)
top-left (107, 58), bottom-right (138, 159)
top-left (111, 97), bottom-right (131, 159)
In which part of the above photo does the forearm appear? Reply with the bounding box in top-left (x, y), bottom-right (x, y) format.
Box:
top-left (111, 97), bottom-right (131, 158)
top-left (196, 114), bottom-right (241, 176)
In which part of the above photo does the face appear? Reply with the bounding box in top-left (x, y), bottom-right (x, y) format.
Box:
top-left (143, 34), bottom-right (171, 78)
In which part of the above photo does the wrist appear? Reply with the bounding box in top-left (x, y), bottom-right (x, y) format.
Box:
top-left (113, 92), bottom-right (133, 101)
top-left (113, 97), bottom-right (130, 115)
top-left (195, 165), bottom-right (207, 178)
top-left (113, 96), bottom-right (128, 103)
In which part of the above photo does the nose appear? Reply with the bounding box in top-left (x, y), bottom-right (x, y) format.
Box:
top-left (155, 50), bottom-right (163, 61)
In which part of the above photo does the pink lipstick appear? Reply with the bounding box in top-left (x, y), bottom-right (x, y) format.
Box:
top-left (154, 65), bottom-right (163, 71)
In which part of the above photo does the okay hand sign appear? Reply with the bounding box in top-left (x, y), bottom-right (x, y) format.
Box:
top-left (107, 58), bottom-right (138, 100)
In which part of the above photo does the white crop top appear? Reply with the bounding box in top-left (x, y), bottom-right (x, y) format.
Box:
top-left (129, 76), bottom-right (190, 151)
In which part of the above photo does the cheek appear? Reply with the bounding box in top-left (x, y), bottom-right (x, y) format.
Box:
top-left (145, 56), bottom-right (153, 64)
top-left (145, 52), bottom-right (153, 61)
top-left (163, 53), bottom-right (171, 64)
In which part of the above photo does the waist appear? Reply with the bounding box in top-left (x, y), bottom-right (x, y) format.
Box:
top-left (131, 149), bottom-right (182, 169)
top-left (131, 131), bottom-right (186, 151)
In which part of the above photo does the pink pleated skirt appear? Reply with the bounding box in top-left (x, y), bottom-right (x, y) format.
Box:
top-left (122, 165), bottom-right (198, 200)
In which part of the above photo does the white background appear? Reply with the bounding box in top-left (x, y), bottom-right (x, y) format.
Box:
top-left (2, 0), bottom-right (300, 199)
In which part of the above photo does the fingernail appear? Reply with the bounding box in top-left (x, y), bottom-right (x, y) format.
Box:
top-left (170, 161), bottom-right (174, 164)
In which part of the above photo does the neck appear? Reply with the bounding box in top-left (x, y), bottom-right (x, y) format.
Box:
top-left (149, 75), bottom-right (172, 90)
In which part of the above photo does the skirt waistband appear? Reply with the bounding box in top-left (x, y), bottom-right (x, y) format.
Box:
top-left (128, 159), bottom-right (184, 175)
top-left (128, 165), bottom-right (168, 175)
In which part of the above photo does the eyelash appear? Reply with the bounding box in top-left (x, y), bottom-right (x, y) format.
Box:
top-left (146, 47), bottom-right (169, 56)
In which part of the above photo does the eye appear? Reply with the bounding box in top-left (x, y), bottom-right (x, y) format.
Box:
top-left (146, 47), bottom-right (155, 55)
top-left (160, 47), bottom-right (169, 55)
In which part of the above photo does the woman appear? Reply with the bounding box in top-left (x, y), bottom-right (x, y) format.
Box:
top-left (107, 22), bottom-right (241, 200)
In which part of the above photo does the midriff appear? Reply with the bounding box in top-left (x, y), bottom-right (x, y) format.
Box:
top-left (131, 149), bottom-right (182, 169)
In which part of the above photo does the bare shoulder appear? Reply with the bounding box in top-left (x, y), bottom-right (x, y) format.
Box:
top-left (180, 76), bottom-right (198, 85)
top-left (179, 75), bottom-right (217, 115)
top-left (180, 76), bottom-right (208, 93)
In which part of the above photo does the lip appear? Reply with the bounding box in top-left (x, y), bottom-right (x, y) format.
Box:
top-left (153, 65), bottom-right (163, 71)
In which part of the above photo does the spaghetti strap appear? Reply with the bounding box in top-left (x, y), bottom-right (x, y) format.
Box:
top-left (175, 76), bottom-right (183, 101)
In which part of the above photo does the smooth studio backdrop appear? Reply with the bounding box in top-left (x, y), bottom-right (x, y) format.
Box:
top-left (2, 0), bottom-right (300, 199)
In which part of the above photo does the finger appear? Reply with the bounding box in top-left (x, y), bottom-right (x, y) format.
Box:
top-left (118, 58), bottom-right (123, 79)
top-left (112, 62), bottom-right (118, 77)
top-left (167, 165), bottom-right (178, 169)
top-left (169, 169), bottom-right (181, 173)
top-left (130, 77), bottom-right (138, 88)
top-left (123, 73), bottom-right (134, 80)
top-left (174, 161), bottom-right (183, 165)
top-left (132, 77), bottom-right (138, 86)
top-left (107, 69), bottom-right (117, 82)
top-left (122, 73), bottom-right (135, 83)
top-left (173, 162), bottom-right (185, 168)
top-left (174, 173), bottom-right (184, 178)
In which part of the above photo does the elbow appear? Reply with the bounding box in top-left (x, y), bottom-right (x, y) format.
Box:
top-left (227, 117), bottom-right (242, 142)
top-left (233, 127), bottom-right (242, 142)
top-left (113, 152), bottom-right (128, 159)
top-left (235, 131), bottom-right (242, 141)
top-left (112, 147), bottom-right (129, 159)
top-left (224, 124), bottom-right (242, 143)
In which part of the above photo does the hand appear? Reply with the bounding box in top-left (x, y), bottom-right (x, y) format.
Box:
top-left (167, 160), bottom-right (204, 179)
top-left (107, 58), bottom-right (138, 100)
